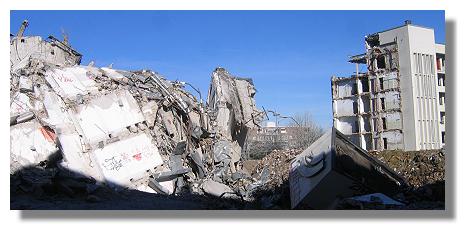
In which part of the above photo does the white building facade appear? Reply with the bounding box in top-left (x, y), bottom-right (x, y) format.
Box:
top-left (332, 21), bottom-right (446, 151)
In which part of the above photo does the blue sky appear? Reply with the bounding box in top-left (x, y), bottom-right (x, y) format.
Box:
top-left (10, 11), bottom-right (445, 127)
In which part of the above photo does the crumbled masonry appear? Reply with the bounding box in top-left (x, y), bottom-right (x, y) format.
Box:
top-left (10, 21), bottom-right (445, 210)
top-left (10, 24), bottom-right (268, 205)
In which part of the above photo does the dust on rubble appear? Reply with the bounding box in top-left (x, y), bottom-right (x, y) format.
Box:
top-left (370, 149), bottom-right (445, 188)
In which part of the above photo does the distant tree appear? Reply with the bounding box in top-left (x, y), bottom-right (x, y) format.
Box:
top-left (244, 129), bottom-right (285, 160)
top-left (288, 112), bottom-right (325, 150)
top-left (243, 111), bottom-right (325, 159)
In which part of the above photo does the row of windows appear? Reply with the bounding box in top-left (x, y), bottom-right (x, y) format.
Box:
top-left (413, 53), bottom-right (435, 76)
top-left (439, 92), bottom-right (445, 105)
top-left (251, 135), bottom-right (294, 142)
top-left (436, 55), bottom-right (446, 72)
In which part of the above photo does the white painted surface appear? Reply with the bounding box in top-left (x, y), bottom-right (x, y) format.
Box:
top-left (76, 90), bottom-right (145, 144)
top-left (92, 133), bottom-right (163, 186)
top-left (45, 66), bottom-right (98, 99)
top-left (10, 92), bottom-right (33, 116)
top-left (10, 121), bottom-right (58, 166)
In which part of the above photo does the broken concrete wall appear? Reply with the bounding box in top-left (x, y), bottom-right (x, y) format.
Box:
top-left (205, 68), bottom-right (268, 191)
top-left (289, 128), bottom-right (407, 209)
top-left (335, 116), bottom-right (358, 134)
top-left (374, 91), bottom-right (401, 111)
top-left (379, 131), bottom-right (404, 150)
top-left (381, 112), bottom-right (403, 130)
top-left (10, 121), bottom-right (58, 173)
top-left (11, 33), bottom-right (82, 70)
top-left (332, 78), bottom-right (357, 98)
top-left (333, 98), bottom-right (358, 116)
top-left (371, 72), bottom-right (399, 92)
top-left (208, 67), bottom-right (264, 149)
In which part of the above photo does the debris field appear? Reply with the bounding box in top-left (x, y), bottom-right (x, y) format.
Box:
top-left (10, 20), bottom-right (445, 210)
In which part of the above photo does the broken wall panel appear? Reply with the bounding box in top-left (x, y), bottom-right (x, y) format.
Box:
top-left (334, 99), bottom-right (358, 116)
top-left (75, 90), bottom-right (145, 144)
top-left (335, 116), bottom-right (358, 134)
top-left (382, 112), bottom-right (402, 130)
top-left (380, 131), bottom-right (404, 150)
top-left (333, 79), bottom-right (357, 98)
top-left (10, 121), bottom-right (58, 170)
top-left (10, 92), bottom-right (34, 117)
top-left (289, 128), bottom-right (407, 209)
top-left (10, 35), bottom-right (81, 71)
top-left (92, 133), bottom-right (163, 186)
top-left (45, 67), bottom-right (99, 99)
top-left (208, 68), bottom-right (263, 145)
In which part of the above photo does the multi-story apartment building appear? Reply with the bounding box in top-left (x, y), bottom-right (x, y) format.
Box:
top-left (332, 21), bottom-right (446, 151)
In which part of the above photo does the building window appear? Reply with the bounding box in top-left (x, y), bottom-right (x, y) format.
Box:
top-left (379, 78), bottom-right (384, 90)
top-left (383, 138), bottom-right (388, 150)
top-left (440, 112), bottom-right (445, 124)
top-left (442, 132), bottom-right (445, 144)
top-left (377, 55), bottom-right (386, 69)
top-left (436, 54), bottom-right (445, 72)
top-left (353, 101), bottom-right (358, 114)
top-left (364, 117), bottom-right (371, 132)
top-left (438, 74), bottom-right (445, 86)
top-left (353, 82), bottom-right (358, 95)
top-left (361, 78), bottom-right (369, 93)
top-left (380, 97), bottom-right (386, 110)
top-left (382, 117), bottom-right (387, 130)
top-left (439, 93), bottom-right (445, 105)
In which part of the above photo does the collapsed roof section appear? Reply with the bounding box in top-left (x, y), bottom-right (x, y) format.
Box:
top-left (10, 20), bottom-right (82, 71)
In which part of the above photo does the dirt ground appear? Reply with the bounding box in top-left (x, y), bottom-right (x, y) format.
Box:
top-left (10, 148), bottom-right (445, 210)
top-left (370, 149), bottom-right (445, 188)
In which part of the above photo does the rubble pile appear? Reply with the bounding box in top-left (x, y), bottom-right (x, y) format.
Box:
top-left (334, 149), bottom-right (446, 210)
top-left (247, 149), bottom-right (303, 209)
top-left (370, 150), bottom-right (445, 188)
top-left (10, 157), bottom-right (248, 209)
top-left (252, 149), bottom-right (302, 188)
top-left (10, 23), bottom-right (270, 209)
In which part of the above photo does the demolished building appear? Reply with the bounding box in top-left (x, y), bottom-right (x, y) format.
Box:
top-left (11, 20), bottom-right (445, 210)
top-left (10, 21), bottom-right (268, 202)
top-left (332, 21), bottom-right (446, 152)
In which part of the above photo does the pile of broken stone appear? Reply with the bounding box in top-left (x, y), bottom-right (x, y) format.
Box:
top-left (370, 150), bottom-right (445, 188)
top-left (10, 31), bottom-right (272, 207)
top-left (335, 150), bottom-right (446, 210)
